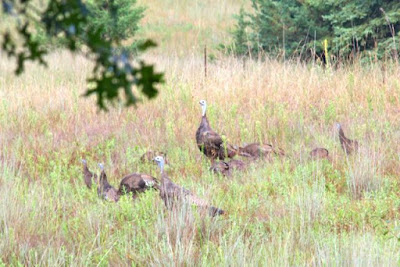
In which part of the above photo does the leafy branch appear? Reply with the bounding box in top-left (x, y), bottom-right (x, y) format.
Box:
top-left (1, 0), bottom-right (164, 110)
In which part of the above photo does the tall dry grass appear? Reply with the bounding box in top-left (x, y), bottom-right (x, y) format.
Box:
top-left (136, 0), bottom-right (248, 54)
top-left (1, 50), bottom-right (400, 265)
top-left (1, 0), bottom-right (400, 264)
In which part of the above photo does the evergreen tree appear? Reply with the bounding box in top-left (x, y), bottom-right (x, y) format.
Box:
top-left (232, 0), bottom-right (400, 61)
top-left (232, 8), bottom-right (251, 56)
top-left (323, 0), bottom-right (400, 59)
top-left (87, 0), bottom-right (145, 52)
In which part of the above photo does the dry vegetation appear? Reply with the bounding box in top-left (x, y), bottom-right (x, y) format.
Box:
top-left (136, 0), bottom-right (248, 54)
top-left (1, 0), bottom-right (400, 265)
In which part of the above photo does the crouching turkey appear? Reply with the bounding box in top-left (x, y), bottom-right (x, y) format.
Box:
top-left (154, 156), bottom-right (225, 217)
top-left (118, 172), bottom-right (159, 200)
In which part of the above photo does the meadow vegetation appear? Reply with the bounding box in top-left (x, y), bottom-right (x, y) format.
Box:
top-left (1, 0), bottom-right (400, 265)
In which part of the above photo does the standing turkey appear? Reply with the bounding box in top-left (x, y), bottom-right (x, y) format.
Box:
top-left (154, 156), bottom-right (224, 217)
top-left (195, 100), bottom-right (237, 162)
top-left (97, 163), bottom-right (119, 202)
top-left (81, 159), bottom-right (98, 189)
top-left (118, 172), bottom-right (159, 200)
top-left (336, 123), bottom-right (359, 154)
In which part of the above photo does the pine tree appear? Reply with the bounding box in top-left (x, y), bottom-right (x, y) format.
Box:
top-left (231, 0), bottom-right (400, 61)
top-left (87, 0), bottom-right (145, 52)
top-left (232, 8), bottom-right (250, 56)
top-left (323, 0), bottom-right (400, 59)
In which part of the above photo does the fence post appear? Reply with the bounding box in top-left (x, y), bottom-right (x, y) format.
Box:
top-left (204, 45), bottom-right (207, 80)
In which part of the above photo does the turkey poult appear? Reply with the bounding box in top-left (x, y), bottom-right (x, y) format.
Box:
top-left (196, 100), bottom-right (237, 162)
top-left (209, 161), bottom-right (230, 176)
top-left (97, 163), bottom-right (119, 202)
top-left (227, 159), bottom-right (247, 171)
top-left (335, 123), bottom-right (359, 154)
top-left (154, 156), bottom-right (225, 217)
top-left (310, 148), bottom-right (330, 160)
top-left (81, 159), bottom-right (98, 189)
top-left (210, 159), bottom-right (247, 177)
top-left (118, 172), bottom-right (159, 199)
top-left (238, 143), bottom-right (285, 160)
top-left (218, 143), bottom-right (238, 159)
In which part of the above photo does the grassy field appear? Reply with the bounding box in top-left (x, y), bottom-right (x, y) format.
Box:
top-left (136, 0), bottom-right (247, 55)
top-left (1, 0), bottom-right (400, 266)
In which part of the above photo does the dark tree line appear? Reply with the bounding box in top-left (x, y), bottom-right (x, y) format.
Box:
top-left (231, 0), bottom-right (400, 62)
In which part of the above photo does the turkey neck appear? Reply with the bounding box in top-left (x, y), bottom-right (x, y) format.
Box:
top-left (338, 127), bottom-right (348, 143)
top-left (83, 163), bottom-right (89, 173)
top-left (160, 168), bottom-right (174, 187)
top-left (100, 171), bottom-right (111, 189)
top-left (200, 115), bottom-right (211, 130)
top-left (158, 161), bottom-right (170, 185)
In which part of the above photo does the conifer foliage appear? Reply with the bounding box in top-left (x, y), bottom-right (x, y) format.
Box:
top-left (232, 0), bottom-right (400, 61)
top-left (87, 0), bottom-right (145, 52)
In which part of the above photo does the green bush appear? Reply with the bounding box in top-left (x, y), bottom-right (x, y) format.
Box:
top-left (86, 0), bottom-right (145, 53)
top-left (33, 0), bottom-right (145, 53)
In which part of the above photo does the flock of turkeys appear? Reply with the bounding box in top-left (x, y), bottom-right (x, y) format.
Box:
top-left (81, 100), bottom-right (358, 217)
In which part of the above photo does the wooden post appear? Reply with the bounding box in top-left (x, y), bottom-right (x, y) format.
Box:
top-left (204, 45), bottom-right (207, 80)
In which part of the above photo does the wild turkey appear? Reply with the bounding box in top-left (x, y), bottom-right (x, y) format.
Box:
top-left (118, 173), bottom-right (159, 199)
top-left (209, 161), bottom-right (231, 176)
top-left (81, 159), bottom-right (97, 189)
top-left (210, 159), bottom-right (247, 177)
top-left (97, 163), bottom-right (119, 202)
top-left (310, 148), bottom-right (330, 160)
top-left (140, 150), bottom-right (168, 164)
top-left (227, 159), bottom-right (247, 171)
top-left (336, 123), bottom-right (359, 154)
top-left (154, 156), bottom-right (224, 217)
top-left (195, 100), bottom-right (237, 162)
top-left (238, 143), bottom-right (284, 160)
top-left (218, 144), bottom-right (238, 159)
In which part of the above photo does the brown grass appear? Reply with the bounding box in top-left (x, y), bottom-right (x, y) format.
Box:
top-left (1, 0), bottom-right (400, 264)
